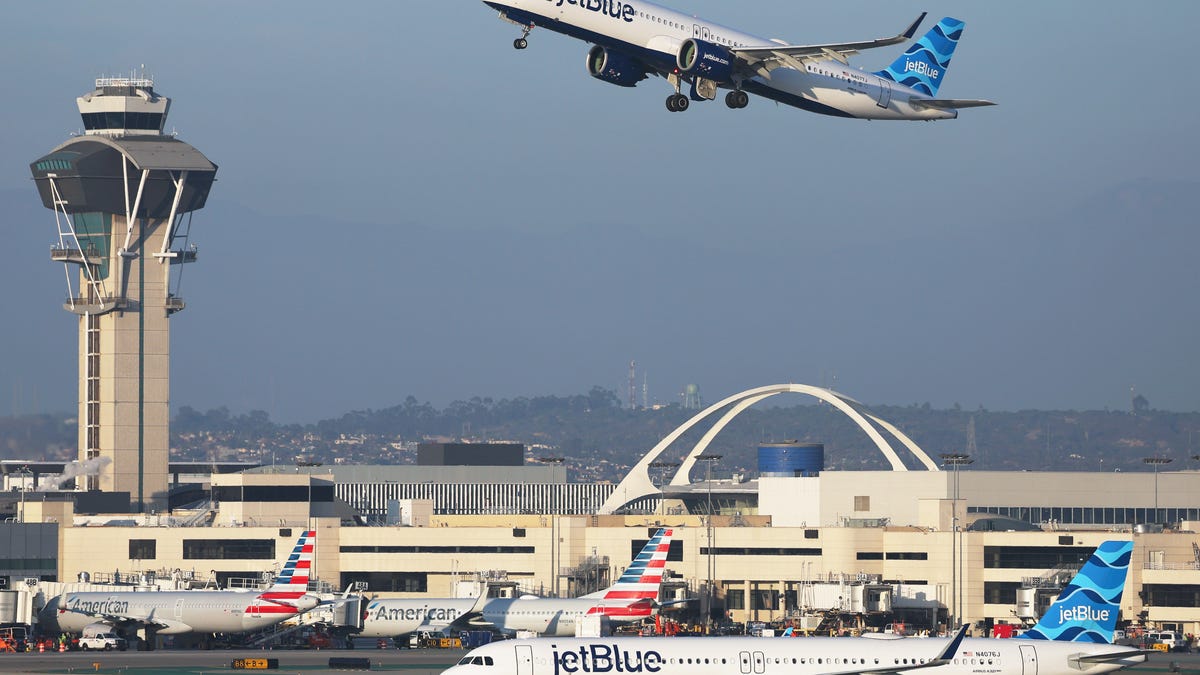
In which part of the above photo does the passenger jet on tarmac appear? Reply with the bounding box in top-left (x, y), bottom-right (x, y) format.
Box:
top-left (444, 541), bottom-right (1147, 675)
top-left (42, 530), bottom-right (320, 641)
top-left (357, 528), bottom-right (675, 640)
top-left (482, 0), bottom-right (994, 119)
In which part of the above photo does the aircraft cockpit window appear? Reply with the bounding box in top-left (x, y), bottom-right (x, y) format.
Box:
top-left (458, 657), bottom-right (473, 665)
top-left (485, 657), bottom-right (494, 666)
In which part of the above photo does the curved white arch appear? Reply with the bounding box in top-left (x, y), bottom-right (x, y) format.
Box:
top-left (599, 383), bottom-right (939, 514)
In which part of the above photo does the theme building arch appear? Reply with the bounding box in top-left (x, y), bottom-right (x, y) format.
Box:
top-left (599, 384), bottom-right (939, 514)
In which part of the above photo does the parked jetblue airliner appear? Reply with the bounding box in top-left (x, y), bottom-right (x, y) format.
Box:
top-left (483, 0), bottom-right (994, 119)
top-left (443, 541), bottom-right (1145, 675)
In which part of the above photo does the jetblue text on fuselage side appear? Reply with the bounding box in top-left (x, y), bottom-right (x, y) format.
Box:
top-left (550, 0), bottom-right (635, 22)
top-left (553, 645), bottom-right (664, 675)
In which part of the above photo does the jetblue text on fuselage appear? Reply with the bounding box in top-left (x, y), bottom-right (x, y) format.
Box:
top-left (551, 0), bottom-right (635, 23)
top-left (552, 644), bottom-right (664, 675)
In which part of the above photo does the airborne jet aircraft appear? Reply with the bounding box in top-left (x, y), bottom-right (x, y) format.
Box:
top-left (483, 0), bottom-right (994, 118)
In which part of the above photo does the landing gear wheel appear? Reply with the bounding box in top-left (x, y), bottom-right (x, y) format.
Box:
top-left (666, 93), bottom-right (689, 112)
top-left (514, 38), bottom-right (528, 50)
top-left (726, 91), bottom-right (749, 109)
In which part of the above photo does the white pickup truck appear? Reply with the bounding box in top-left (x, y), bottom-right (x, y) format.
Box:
top-left (78, 631), bottom-right (127, 651)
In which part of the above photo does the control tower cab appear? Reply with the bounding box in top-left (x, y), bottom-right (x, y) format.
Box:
top-left (29, 77), bottom-right (217, 512)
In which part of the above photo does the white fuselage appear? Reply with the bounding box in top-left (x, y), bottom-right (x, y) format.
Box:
top-left (44, 590), bottom-right (314, 635)
top-left (357, 598), bottom-right (480, 639)
top-left (478, 597), bottom-right (647, 637)
top-left (484, 0), bottom-right (956, 119)
top-left (443, 635), bottom-right (1147, 675)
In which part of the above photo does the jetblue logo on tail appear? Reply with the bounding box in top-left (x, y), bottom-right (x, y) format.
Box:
top-left (1023, 540), bottom-right (1133, 643)
top-left (875, 17), bottom-right (963, 97)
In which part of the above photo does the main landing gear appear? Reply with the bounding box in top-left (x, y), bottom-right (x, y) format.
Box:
top-left (666, 90), bottom-right (749, 112)
top-left (513, 24), bottom-right (533, 50)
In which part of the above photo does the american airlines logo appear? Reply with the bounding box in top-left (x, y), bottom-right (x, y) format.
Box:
top-left (1059, 605), bottom-right (1110, 623)
top-left (371, 605), bottom-right (461, 623)
top-left (904, 60), bottom-right (940, 79)
top-left (549, 0), bottom-right (636, 23)
top-left (68, 596), bottom-right (130, 615)
top-left (553, 645), bottom-right (664, 675)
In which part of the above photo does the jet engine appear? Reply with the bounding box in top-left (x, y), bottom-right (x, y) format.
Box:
top-left (586, 46), bottom-right (647, 87)
top-left (677, 38), bottom-right (735, 83)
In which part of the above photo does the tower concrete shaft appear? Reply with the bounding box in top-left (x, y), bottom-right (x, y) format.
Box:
top-left (30, 76), bottom-right (217, 512)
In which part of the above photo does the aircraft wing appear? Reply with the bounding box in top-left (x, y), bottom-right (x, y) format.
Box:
top-left (911, 99), bottom-right (997, 110)
top-left (730, 13), bottom-right (925, 71)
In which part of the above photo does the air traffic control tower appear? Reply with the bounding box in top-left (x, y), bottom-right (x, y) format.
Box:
top-left (29, 77), bottom-right (217, 512)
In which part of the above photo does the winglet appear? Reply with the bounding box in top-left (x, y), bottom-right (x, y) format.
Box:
top-left (902, 13), bottom-right (927, 40)
top-left (935, 624), bottom-right (969, 663)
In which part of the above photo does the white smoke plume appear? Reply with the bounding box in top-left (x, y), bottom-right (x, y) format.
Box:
top-left (36, 456), bottom-right (113, 491)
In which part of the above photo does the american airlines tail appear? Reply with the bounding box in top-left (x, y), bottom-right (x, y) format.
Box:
top-left (581, 528), bottom-right (673, 615)
top-left (1022, 540), bottom-right (1133, 643)
top-left (255, 529), bottom-right (317, 613)
top-left (874, 17), bottom-right (964, 96)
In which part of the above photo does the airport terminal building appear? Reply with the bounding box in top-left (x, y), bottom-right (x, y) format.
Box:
top-left (4, 460), bottom-right (1200, 636)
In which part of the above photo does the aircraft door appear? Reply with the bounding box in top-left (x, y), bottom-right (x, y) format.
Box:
top-left (739, 651), bottom-right (752, 674)
top-left (1020, 645), bottom-right (1038, 675)
top-left (753, 651), bottom-right (766, 674)
top-left (516, 644), bottom-right (535, 675)
top-left (173, 599), bottom-right (184, 621)
top-left (876, 80), bottom-right (892, 108)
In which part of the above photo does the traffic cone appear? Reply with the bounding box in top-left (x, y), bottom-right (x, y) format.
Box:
top-left (59, 642), bottom-right (66, 652)
top-left (38, 642), bottom-right (44, 652)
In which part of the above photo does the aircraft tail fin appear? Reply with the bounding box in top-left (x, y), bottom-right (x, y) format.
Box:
top-left (261, 530), bottom-right (316, 600)
top-left (874, 17), bottom-right (964, 96)
top-left (581, 528), bottom-right (673, 605)
top-left (1023, 540), bottom-right (1133, 643)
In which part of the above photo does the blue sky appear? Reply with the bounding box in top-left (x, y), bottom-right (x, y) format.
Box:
top-left (2, 1), bottom-right (1198, 422)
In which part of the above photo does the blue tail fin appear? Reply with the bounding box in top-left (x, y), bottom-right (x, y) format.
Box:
top-left (874, 17), bottom-right (964, 96)
top-left (1023, 541), bottom-right (1133, 643)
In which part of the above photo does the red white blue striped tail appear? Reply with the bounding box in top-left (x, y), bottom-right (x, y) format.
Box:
top-left (585, 528), bottom-right (673, 616)
top-left (248, 529), bottom-right (315, 614)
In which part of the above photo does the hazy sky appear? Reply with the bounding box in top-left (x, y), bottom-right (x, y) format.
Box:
top-left (2, 1), bottom-right (1198, 422)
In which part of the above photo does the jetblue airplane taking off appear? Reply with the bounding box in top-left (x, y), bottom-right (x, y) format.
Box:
top-left (482, 0), bottom-right (994, 119)
top-left (357, 528), bottom-right (675, 640)
top-left (42, 530), bottom-right (320, 638)
top-left (443, 541), bottom-right (1145, 675)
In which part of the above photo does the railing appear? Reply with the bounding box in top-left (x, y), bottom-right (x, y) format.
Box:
top-left (1144, 561), bottom-right (1200, 571)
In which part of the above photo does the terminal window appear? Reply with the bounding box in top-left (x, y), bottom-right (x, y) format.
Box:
top-left (854, 496), bottom-right (870, 511)
top-left (184, 539), bottom-right (275, 560)
top-left (128, 539), bottom-right (156, 560)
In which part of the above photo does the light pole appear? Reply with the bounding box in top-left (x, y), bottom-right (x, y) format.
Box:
top-left (941, 453), bottom-right (972, 630)
top-left (650, 461), bottom-right (680, 517)
top-left (1143, 457), bottom-right (1172, 524)
top-left (697, 453), bottom-right (722, 631)
top-left (14, 465), bottom-right (33, 523)
top-left (539, 457), bottom-right (565, 597)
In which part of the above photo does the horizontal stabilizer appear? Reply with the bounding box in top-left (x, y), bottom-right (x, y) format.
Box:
top-left (911, 98), bottom-right (996, 110)
top-left (1071, 649), bottom-right (1155, 664)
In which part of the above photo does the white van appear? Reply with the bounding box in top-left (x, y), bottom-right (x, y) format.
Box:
top-left (1144, 631), bottom-right (1184, 651)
